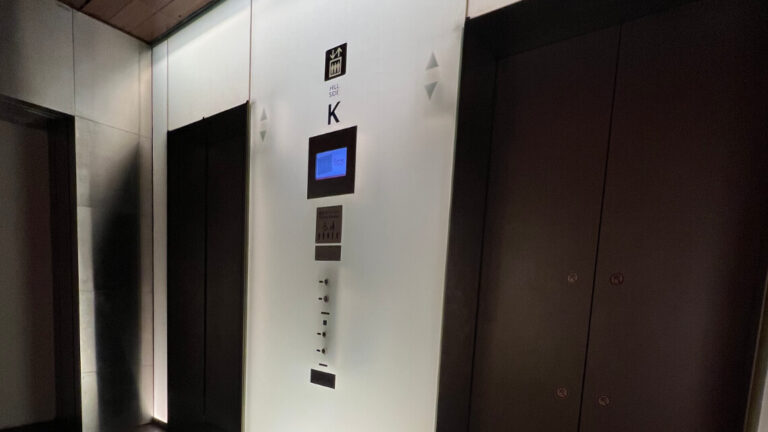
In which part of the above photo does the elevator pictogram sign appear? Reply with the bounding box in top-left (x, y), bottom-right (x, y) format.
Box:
top-left (325, 43), bottom-right (347, 81)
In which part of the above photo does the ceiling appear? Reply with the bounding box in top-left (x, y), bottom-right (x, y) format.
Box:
top-left (59, 0), bottom-right (218, 44)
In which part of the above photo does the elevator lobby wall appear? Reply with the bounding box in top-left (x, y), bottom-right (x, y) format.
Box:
top-left (151, 0), bottom-right (465, 429)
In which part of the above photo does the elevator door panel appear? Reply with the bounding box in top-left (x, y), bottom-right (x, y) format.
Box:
top-left (204, 105), bottom-right (247, 432)
top-left (468, 28), bottom-right (619, 431)
top-left (580, 1), bottom-right (768, 430)
top-left (167, 103), bottom-right (247, 432)
top-left (167, 121), bottom-right (207, 427)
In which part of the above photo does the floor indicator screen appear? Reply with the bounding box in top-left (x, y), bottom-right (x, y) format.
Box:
top-left (316, 147), bottom-right (347, 180)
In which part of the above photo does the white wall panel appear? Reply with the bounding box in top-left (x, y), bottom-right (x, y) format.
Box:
top-left (245, 0), bottom-right (464, 430)
top-left (74, 11), bottom-right (142, 133)
top-left (0, 0), bottom-right (75, 114)
top-left (167, 0), bottom-right (250, 130)
top-left (140, 46), bottom-right (152, 138)
top-left (151, 41), bottom-right (169, 423)
top-left (0, 119), bottom-right (56, 429)
top-left (467, 0), bottom-right (523, 17)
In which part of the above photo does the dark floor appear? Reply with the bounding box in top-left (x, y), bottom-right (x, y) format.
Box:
top-left (137, 425), bottom-right (165, 432)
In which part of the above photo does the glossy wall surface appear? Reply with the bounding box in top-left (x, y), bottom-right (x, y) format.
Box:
top-left (75, 118), bottom-right (153, 432)
top-left (73, 10), bottom-right (154, 431)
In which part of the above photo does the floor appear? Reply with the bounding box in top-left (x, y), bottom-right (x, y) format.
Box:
top-left (136, 425), bottom-right (165, 431)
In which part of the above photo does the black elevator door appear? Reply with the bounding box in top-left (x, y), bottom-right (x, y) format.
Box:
top-left (580, 1), bottom-right (768, 430)
top-left (467, 0), bottom-right (768, 430)
top-left (468, 28), bottom-right (620, 431)
top-left (168, 103), bottom-right (247, 432)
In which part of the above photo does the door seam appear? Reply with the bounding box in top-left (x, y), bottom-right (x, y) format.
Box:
top-left (576, 25), bottom-right (623, 432)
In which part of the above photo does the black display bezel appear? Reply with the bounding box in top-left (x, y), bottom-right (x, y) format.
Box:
top-left (307, 126), bottom-right (357, 199)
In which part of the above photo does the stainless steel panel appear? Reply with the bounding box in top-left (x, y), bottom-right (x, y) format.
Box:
top-left (140, 47), bottom-right (152, 138)
top-left (75, 118), bottom-right (153, 432)
top-left (73, 11), bottom-right (142, 133)
top-left (0, 0), bottom-right (75, 114)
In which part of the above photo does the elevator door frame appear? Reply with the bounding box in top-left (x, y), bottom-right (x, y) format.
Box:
top-left (434, 1), bottom-right (729, 431)
top-left (0, 95), bottom-right (82, 432)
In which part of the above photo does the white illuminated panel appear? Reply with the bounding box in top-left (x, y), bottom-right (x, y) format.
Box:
top-left (245, 0), bottom-right (465, 430)
top-left (151, 41), bottom-right (169, 423)
top-left (167, 0), bottom-right (251, 130)
top-left (468, 0), bottom-right (524, 17)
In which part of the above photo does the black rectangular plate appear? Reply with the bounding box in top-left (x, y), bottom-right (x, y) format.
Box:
top-left (311, 369), bottom-right (336, 389)
top-left (315, 245), bottom-right (341, 261)
top-left (307, 126), bottom-right (357, 199)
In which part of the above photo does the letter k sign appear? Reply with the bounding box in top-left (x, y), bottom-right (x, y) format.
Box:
top-left (328, 102), bottom-right (340, 125)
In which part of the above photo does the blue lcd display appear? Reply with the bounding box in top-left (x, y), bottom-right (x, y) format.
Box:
top-left (315, 147), bottom-right (348, 180)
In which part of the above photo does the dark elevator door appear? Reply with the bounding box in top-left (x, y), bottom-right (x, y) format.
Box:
top-left (579, 1), bottom-right (768, 430)
top-left (168, 103), bottom-right (247, 432)
top-left (468, 0), bottom-right (768, 430)
top-left (468, 28), bottom-right (620, 431)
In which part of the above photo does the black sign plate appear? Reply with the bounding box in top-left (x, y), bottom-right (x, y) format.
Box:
top-left (315, 245), bottom-right (341, 261)
top-left (324, 43), bottom-right (347, 81)
top-left (316, 205), bottom-right (342, 244)
top-left (311, 369), bottom-right (336, 389)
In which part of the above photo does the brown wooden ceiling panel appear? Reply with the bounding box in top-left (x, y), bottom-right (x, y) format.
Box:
top-left (82, 0), bottom-right (133, 20)
top-left (130, 10), bottom-right (176, 42)
top-left (142, 0), bottom-right (175, 9)
top-left (111, 0), bottom-right (156, 31)
top-left (160, 0), bottom-right (212, 20)
top-left (58, 0), bottom-right (218, 43)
